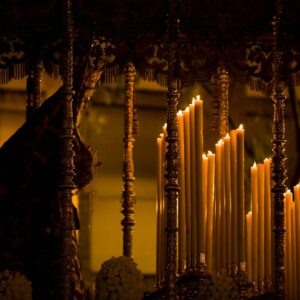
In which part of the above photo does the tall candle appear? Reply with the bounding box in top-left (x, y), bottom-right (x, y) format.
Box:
top-left (230, 130), bottom-right (238, 271)
top-left (195, 96), bottom-right (204, 260)
top-left (161, 133), bottom-right (167, 281)
top-left (202, 154), bottom-right (208, 258)
top-left (251, 162), bottom-right (258, 285)
top-left (294, 184), bottom-right (300, 297)
top-left (291, 201), bottom-right (297, 299)
top-left (177, 111), bottom-right (186, 272)
top-left (285, 191), bottom-right (293, 299)
top-left (224, 134), bottom-right (231, 272)
top-left (264, 158), bottom-right (272, 284)
top-left (246, 211), bottom-right (253, 282)
top-left (221, 140), bottom-right (227, 271)
top-left (206, 151), bottom-right (215, 273)
top-left (257, 163), bottom-right (265, 285)
top-left (215, 140), bottom-right (222, 272)
top-left (156, 136), bottom-right (163, 284)
top-left (237, 124), bottom-right (245, 267)
top-left (183, 108), bottom-right (191, 269)
top-left (189, 101), bottom-right (197, 267)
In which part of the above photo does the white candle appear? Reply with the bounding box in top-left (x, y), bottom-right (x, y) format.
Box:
top-left (206, 151), bottom-right (215, 273)
top-left (177, 110), bottom-right (186, 272)
top-left (237, 124), bottom-right (245, 267)
top-left (294, 184), bottom-right (300, 298)
top-left (224, 133), bottom-right (231, 272)
top-left (195, 96), bottom-right (204, 260)
top-left (183, 107), bottom-right (191, 269)
top-left (251, 162), bottom-right (258, 285)
top-left (257, 163), bottom-right (265, 284)
top-left (246, 211), bottom-right (253, 282)
top-left (189, 101), bottom-right (197, 267)
top-left (215, 140), bottom-right (223, 272)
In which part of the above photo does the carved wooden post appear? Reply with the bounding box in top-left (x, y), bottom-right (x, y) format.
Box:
top-left (121, 61), bottom-right (136, 258)
top-left (164, 1), bottom-right (180, 299)
top-left (59, 0), bottom-right (76, 298)
top-left (26, 58), bottom-right (43, 119)
top-left (272, 0), bottom-right (287, 298)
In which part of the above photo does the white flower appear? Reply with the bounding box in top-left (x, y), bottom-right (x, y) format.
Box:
top-left (95, 256), bottom-right (144, 300)
top-left (0, 270), bottom-right (32, 300)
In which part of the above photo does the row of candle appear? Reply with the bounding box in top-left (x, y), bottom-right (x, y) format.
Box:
top-left (284, 185), bottom-right (300, 300)
top-left (156, 96), bottom-right (247, 283)
top-left (246, 159), bottom-right (272, 288)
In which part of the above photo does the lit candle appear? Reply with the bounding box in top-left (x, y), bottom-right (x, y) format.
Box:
top-left (224, 133), bottom-right (231, 272)
top-left (257, 163), bottom-right (265, 285)
top-left (206, 151), bottom-right (215, 273)
top-left (195, 96), bottom-right (204, 261)
top-left (156, 135), bottom-right (163, 284)
top-left (221, 140), bottom-right (226, 271)
top-left (189, 100), bottom-right (197, 267)
top-left (291, 201), bottom-right (297, 299)
top-left (246, 211), bottom-right (253, 282)
top-left (183, 108), bottom-right (191, 269)
top-left (237, 124), bottom-right (245, 268)
top-left (215, 140), bottom-right (223, 272)
top-left (251, 162), bottom-right (258, 285)
top-left (264, 158), bottom-right (272, 285)
top-left (294, 184), bottom-right (300, 297)
top-left (285, 190), bottom-right (293, 298)
top-left (177, 110), bottom-right (186, 272)
top-left (202, 153), bottom-right (208, 259)
top-left (230, 129), bottom-right (238, 271)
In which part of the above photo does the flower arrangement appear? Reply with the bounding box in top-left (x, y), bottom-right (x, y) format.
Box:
top-left (0, 270), bottom-right (32, 300)
top-left (95, 256), bottom-right (144, 300)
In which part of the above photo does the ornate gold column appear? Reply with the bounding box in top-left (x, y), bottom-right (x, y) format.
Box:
top-left (121, 61), bottom-right (136, 258)
top-left (272, 0), bottom-right (287, 298)
top-left (59, 0), bottom-right (76, 298)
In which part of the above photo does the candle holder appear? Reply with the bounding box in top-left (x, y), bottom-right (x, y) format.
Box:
top-left (233, 263), bottom-right (252, 299)
top-left (177, 255), bottom-right (212, 300)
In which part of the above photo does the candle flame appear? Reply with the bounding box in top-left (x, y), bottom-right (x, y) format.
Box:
top-left (196, 95), bottom-right (201, 101)
top-left (177, 110), bottom-right (183, 116)
top-left (238, 124), bottom-right (244, 130)
top-left (208, 150), bottom-right (213, 155)
top-left (217, 139), bottom-right (223, 145)
top-left (160, 133), bottom-right (164, 138)
top-left (203, 153), bottom-right (207, 159)
top-left (253, 162), bottom-right (256, 168)
top-left (247, 211), bottom-right (252, 216)
top-left (192, 97), bottom-right (195, 105)
top-left (184, 107), bottom-right (189, 112)
top-left (225, 133), bottom-right (230, 138)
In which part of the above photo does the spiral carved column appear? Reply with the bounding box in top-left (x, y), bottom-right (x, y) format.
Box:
top-left (59, 0), bottom-right (76, 298)
top-left (272, 1), bottom-right (287, 299)
top-left (26, 58), bottom-right (43, 120)
top-left (121, 62), bottom-right (136, 258)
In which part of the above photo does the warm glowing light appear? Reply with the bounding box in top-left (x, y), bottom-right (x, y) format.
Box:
top-left (177, 110), bottom-right (183, 116)
top-left (225, 133), bottom-right (230, 139)
top-left (196, 95), bottom-right (201, 101)
top-left (192, 97), bottom-right (195, 105)
top-left (238, 124), bottom-right (244, 130)
top-left (185, 107), bottom-right (189, 112)
top-left (217, 139), bottom-right (224, 145)
top-left (203, 153), bottom-right (208, 159)
top-left (208, 150), bottom-right (213, 155)
top-left (159, 133), bottom-right (164, 138)
top-left (247, 211), bottom-right (252, 216)
top-left (253, 162), bottom-right (257, 168)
